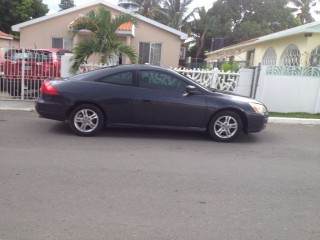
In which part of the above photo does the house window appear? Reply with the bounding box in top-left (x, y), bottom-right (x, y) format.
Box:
top-left (246, 50), bottom-right (255, 67)
top-left (139, 42), bottom-right (162, 66)
top-left (262, 47), bottom-right (277, 65)
top-left (52, 37), bottom-right (73, 50)
top-left (310, 46), bottom-right (320, 67)
top-left (280, 44), bottom-right (301, 66)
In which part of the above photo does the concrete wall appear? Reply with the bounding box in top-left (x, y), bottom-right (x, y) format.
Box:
top-left (255, 66), bottom-right (320, 113)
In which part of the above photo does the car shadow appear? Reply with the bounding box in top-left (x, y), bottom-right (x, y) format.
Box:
top-left (48, 122), bottom-right (262, 143)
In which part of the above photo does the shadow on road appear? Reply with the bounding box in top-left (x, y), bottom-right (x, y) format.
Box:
top-left (48, 121), bottom-right (263, 144)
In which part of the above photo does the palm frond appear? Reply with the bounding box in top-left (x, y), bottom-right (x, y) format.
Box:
top-left (71, 39), bottom-right (96, 73)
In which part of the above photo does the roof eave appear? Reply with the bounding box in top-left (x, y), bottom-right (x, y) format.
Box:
top-left (11, 0), bottom-right (188, 40)
top-left (205, 21), bottom-right (320, 56)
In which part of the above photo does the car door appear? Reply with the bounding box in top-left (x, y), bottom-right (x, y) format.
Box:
top-left (134, 69), bottom-right (207, 128)
top-left (95, 70), bottom-right (136, 124)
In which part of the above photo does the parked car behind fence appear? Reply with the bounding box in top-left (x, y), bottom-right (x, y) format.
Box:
top-left (1, 48), bottom-right (70, 98)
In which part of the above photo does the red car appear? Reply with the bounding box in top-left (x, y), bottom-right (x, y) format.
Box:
top-left (3, 48), bottom-right (70, 96)
top-left (0, 48), bottom-right (16, 92)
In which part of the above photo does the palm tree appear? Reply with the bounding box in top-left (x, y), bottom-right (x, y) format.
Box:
top-left (188, 7), bottom-right (212, 58)
top-left (132, 0), bottom-right (163, 19)
top-left (290, 0), bottom-right (319, 24)
top-left (160, 0), bottom-right (195, 30)
top-left (69, 7), bottom-right (138, 73)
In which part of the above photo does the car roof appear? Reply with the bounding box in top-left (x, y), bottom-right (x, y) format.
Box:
top-left (103, 64), bottom-right (177, 72)
top-left (69, 64), bottom-right (184, 82)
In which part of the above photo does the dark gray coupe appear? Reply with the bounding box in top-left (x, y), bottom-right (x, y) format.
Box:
top-left (35, 64), bottom-right (268, 142)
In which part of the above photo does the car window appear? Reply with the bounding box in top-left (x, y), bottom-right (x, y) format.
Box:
top-left (99, 71), bottom-right (133, 86)
top-left (139, 70), bottom-right (188, 92)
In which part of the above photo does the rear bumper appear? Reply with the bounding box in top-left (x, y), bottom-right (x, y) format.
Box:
top-left (35, 98), bottom-right (69, 121)
top-left (246, 112), bottom-right (268, 133)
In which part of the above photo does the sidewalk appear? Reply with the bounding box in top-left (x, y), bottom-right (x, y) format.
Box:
top-left (1, 100), bottom-right (320, 124)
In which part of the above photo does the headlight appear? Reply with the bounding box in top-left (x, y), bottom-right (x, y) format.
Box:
top-left (249, 103), bottom-right (267, 113)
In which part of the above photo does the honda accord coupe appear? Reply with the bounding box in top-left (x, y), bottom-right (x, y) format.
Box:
top-left (35, 64), bottom-right (268, 142)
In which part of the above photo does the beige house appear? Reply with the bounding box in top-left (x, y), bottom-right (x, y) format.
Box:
top-left (205, 21), bottom-right (320, 68)
top-left (11, 0), bottom-right (187, 68)
top-left (0, 31), bottom-right (19, 47)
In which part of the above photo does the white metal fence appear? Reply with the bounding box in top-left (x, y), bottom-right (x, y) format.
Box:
top-left (1, 48), bottom-right (62, 100)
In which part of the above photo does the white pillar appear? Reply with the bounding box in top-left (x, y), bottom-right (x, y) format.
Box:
top-left (61, 53), bottom-right (74, 78)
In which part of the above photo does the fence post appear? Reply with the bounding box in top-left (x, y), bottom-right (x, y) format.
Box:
top-left (210, 67), bottom-right (219, 89)
top-left (61, 53), bottom-right (74, 78)
top-left (21, 48), bottom-right (25, 100)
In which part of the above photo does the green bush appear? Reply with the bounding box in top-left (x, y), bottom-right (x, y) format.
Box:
top-left (221, 62), bottom-right (239, 72)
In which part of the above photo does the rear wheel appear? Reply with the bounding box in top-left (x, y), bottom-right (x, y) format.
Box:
top-left (208, 110), bottom-right (243, 142)
top-left (69, 104), bottom-right (105, 136)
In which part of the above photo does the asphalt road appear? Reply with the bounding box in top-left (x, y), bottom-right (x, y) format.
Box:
top-left (0, 110), bottom-right (320, 240)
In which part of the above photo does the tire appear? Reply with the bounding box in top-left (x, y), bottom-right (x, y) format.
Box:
top-left (69, 104), bottom-right (105, 136)
top-left (208, 110), bottom-right (243, 142)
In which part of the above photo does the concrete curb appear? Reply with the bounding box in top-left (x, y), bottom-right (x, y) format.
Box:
top-left (0, 107), bottom-right (35, 112)
top-left (268, 117), bottom-right (320, 125)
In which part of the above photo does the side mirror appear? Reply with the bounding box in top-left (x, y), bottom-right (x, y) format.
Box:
top-left (185, 85), bottom-right (199, 95)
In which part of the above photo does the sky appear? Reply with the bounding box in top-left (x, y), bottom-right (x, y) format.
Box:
top-left (43, 0), bottom-right (215, 15)
top-left (43, 0), bottom-right (320, 21)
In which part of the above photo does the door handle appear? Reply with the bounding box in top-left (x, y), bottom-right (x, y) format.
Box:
top-left (142, 99), bottom-right (151, 103)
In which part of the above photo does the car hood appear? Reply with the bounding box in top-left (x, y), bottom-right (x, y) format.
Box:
top-left (211, 90), bottom-right (264, 105)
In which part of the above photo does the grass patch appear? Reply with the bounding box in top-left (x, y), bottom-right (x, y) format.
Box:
top-left (269, 112), bottom-right (320, 119)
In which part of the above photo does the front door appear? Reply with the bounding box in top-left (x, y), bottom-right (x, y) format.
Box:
top-left (134, 70), bottom-right (206, 128)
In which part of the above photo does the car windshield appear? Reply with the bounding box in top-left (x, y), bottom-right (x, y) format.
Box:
top-left (13, 51), bottom-right (53, 62)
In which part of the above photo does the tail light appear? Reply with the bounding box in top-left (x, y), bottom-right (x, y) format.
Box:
top-left (40, 81), bottom-right (59, 95)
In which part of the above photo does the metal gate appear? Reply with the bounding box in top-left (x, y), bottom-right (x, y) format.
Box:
top-left (0, 48), bottom-right (62, 100)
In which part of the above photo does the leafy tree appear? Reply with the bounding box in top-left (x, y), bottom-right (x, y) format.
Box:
top-left (59, 0), bottom-right (75, 11)
top-left (231, 0), bottom-right (299, 43)
top-left (290, 0), bottom-right (319, 24)
top-left (0, 0), bottom-right (48, 33)
top-left (69, 7), bottom-right (138, 73)
top-left (207, 0), bottom-right (299, 45)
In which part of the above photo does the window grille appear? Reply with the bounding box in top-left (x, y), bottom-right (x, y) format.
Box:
top-left (262, 47), bottom-right (277, 65)
top-left (280, 44), bottom-right (301, 66)
top-left (310, 46), bottom-right (320, 67)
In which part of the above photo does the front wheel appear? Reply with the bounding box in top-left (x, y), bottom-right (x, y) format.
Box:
top-left (69, 104), bottom-right (105, 136)
top-left (208, 111), bottom-right (243, 142)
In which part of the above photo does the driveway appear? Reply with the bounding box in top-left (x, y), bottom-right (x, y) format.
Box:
top-left (0, 110), bottom-right (320, 240)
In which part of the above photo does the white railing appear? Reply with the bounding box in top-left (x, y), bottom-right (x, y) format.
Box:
top-left (172, 67), bottom-right (240, 92)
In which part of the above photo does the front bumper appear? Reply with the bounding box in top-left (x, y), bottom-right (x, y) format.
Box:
top-left (246, 112), bottom-right (268, 133)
